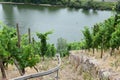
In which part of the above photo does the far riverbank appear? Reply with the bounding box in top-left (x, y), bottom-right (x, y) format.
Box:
top-left (0, 1), bottom-right (118, 11)
top-left (0, 2), bottom-right (63, 7)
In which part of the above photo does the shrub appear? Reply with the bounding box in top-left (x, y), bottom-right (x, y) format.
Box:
top-left (57, 37), bottom-right (68, 57)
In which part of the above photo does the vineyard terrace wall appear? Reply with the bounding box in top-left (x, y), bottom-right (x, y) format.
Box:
top-left (69, 50), bottom-right (120, 80)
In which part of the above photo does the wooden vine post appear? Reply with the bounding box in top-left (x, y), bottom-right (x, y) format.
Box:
top-left (16, 23), bottom-right (20, 48)
top-left (15, 23), bottom-right (24, 76)
top-left (28, 28), bottom-right (39, 72)
top-left (56, 54), bottom-right (60, 80)
top-left (28, 28), bottom-right (31, 43)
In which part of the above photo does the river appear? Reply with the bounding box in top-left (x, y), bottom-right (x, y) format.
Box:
top-left (0, 4), bottom-right (113, 45)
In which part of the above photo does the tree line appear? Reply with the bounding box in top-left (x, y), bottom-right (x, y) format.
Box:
top-left (3, 0), bottom-right (63, 4)
top-left (1, 0), bottom-right (120, 11)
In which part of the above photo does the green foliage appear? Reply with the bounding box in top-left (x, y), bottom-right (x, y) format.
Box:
top-left (0, 22), bottom-right (41, 77)
top-left (1, 0), bottom-right (117, 10)
top-left (0, 23), bottom-right (18, 79)
top-left (82, 14), bottom-right (120, 57)
top-left (0, 22), bottom-right (57, 78)
top-left (82, 27), bottom-right (92, 50)
top-left (92, 16), bottom-right (115, 50)
top-left (57, 37), bottom-right (68, 57)
top-left (115, 0), bottom-right (120, 11)
top-left (32, 41), bottom-right (41, 55)
top-left (46, 44), bottom-right (56, 57)
top-left (68, 0), bottom-right (81, 8)
top-left (14, 35), bottom-right (40, 70)
top-left (2, 0), bottom-right (63, 4)
top-left (91, 1), bottom-right (115, 10)
top-left (68, 0), bottom-right (115, 10)
top-left (67, 41), bottom-right (86, 50)
top-left (82, 0), bottom-right (93, 10)
top-left (0, 23), bottom-right (17, 64)
top-left (36, 31), bottom-right (53, 60)
top-left (110, 26), bottom-right (120, 49)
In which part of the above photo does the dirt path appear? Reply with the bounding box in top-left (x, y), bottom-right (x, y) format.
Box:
top-left (42, 57), bottom-right (83, 80)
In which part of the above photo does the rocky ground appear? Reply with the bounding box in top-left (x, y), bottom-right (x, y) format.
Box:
top-left (69, 50), bottom-right (120, 80)
top-left (1, 49), bottom-right (120, 80)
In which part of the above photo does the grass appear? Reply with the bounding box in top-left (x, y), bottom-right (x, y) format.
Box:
top-left (83, 72), bottom-right (95, 80)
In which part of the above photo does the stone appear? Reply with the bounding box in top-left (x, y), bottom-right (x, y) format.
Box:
top-left (69, 51), bottom-right (120, 80)
top-left (109, 72), bottom-right (120, 80)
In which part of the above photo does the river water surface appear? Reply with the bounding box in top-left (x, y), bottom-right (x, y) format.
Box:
top-left (0, 4), bottom-right (113, 45)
